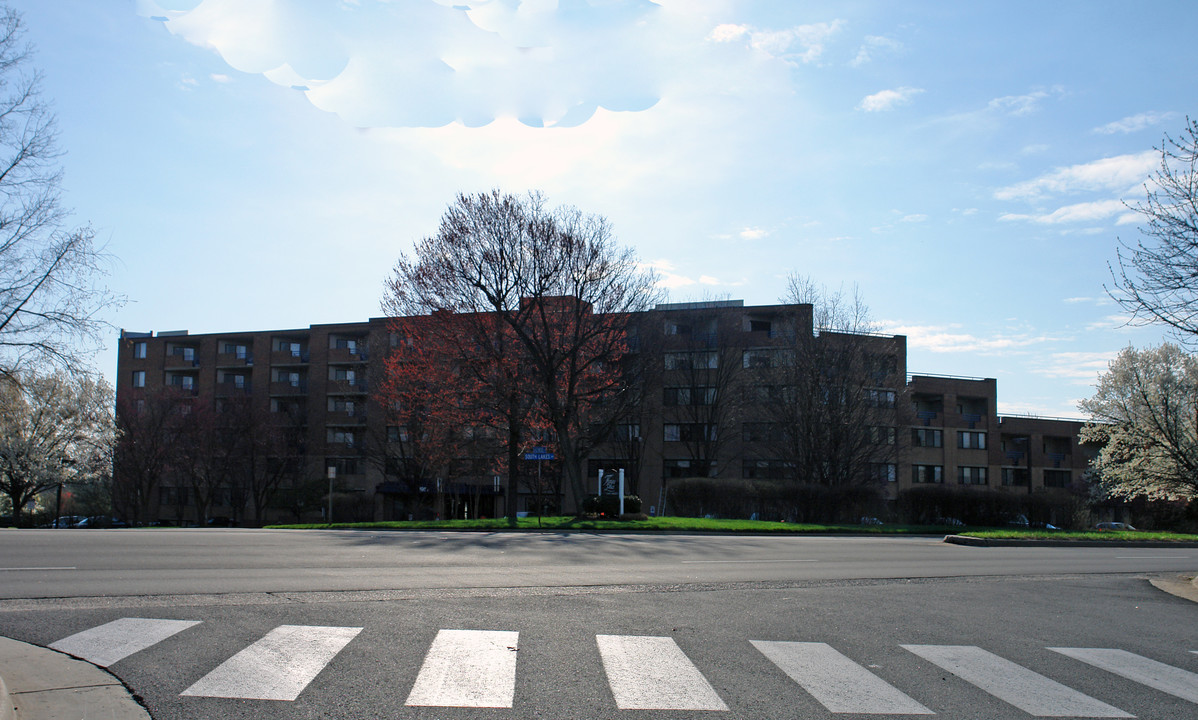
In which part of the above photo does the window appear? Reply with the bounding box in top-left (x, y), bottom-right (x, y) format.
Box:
top-left (274, 369), bottom-right (303, 386)
top-left (912, 464), bottom-right (943, 484)
top-left (328, 429), bottom-right (356, 447)
top-left (664, 351), bottom-right (718, 370)
top-left (869, 426), bottom-right (896, 445)
top-left (329, 458), bottom-right (360, 476)
top-left (223, 342), bottom-right (249, 358)
top-left (742, 348), bottom-right (776, 369)
top-left (329, 398), bottom-right (357, 415)
top-left (870, 463), bottom-right (897, 483)
top-left (1001, 468), bottom-right (1030, 487)
top-left (958, 466), bottom-right (988, 485)
top-left (742, 459), bottom-right (794, 480)
top-left (865, 389), bottom-right (896, 408)
top-left (958, 431), bottom-right (987, 449)
top-left (387, 426), bottom-right (411, 443)
top-left (168, 374), bottom-right (195, 390)
top-left (664, 386), bottom-right (715, 406)
top-left (1044, 470), bottom-right (1071, 488)
top-left (743, 422), bottom-right (783, 443)
top-left (333, 337), bottom-right (359, 353)
top-left (749, 319), bottom-right (772, 333)
top-left (665, 321), bottom-right (692, 336)
top-left (613, 424), bottom-right (640, 441)
top-left (331, 367), bottom-right (357, 383)
top-left (663, 424), bottom-right (716, 442)
top-left (133, 342), bottom-right (146, 359)
top-left (912, 428), bottom-right (943, 448)
top-left (132, 371), bottom-right (145, 388)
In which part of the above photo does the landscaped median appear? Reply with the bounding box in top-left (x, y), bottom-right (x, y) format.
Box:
top-left (946, 529), bottom-right (1198, 547)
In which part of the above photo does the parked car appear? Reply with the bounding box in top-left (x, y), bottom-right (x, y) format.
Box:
top-left (859, 516), bottom-right (883, 525)
top-left (1095, 521), bottom-right (1136, 531)
top-left (40, 515), bottom-right (86, 529)
top-left (933, 517), bottom-right (965, 527)
top-left (1005, 514), bottom-right (1030, 527)
top-left (74, 516), bottom-right (129, 529)
top-left (1030, 522), bottom-right (1061, 530)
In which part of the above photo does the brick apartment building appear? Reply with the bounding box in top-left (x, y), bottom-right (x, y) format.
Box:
top-left (114, 300), bottom-right (1093, 525)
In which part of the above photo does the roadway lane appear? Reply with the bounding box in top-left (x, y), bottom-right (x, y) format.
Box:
top-left (0, 529), bottom-right (1195, 599)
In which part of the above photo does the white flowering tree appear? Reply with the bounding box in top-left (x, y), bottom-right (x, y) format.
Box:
top-left (1079, 343), bottom-right (1198, 500)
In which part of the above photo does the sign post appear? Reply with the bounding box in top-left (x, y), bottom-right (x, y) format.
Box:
top-left (523, 447), bottom-right (555, 527)
top-left (326, 466), bottom-right (336, 524)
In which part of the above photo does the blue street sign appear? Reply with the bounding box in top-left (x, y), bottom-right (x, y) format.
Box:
top-left (524, 452), bottom-right (555, 461)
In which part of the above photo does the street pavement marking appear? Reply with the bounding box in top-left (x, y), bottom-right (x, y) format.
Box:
top-left (0, 566), bottom-right (76, 571)
top-left (405, 629), bottom-right (519, 708)
top-left (752, 640), bottom-right (933, 714)
top-left (1049, 647), bottom-right (1198, 705)
top-left (902, 645), bottom-right (1132, 717)
top-left (180, 625), bottom-right (362, 701)
top-left (596, 634), bottom-right (728, 711)
top-left (50, 618), bottom-right (201, 667)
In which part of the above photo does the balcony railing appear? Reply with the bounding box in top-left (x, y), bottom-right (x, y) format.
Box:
top-left (269, 381), bottom-right (308, 395)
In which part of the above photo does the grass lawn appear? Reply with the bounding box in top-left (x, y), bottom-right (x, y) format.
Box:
top-left (263, 516), bottom-right (1198, 541)
top-left (265, 516), bottom-right (958, 534)
top-left (959, 528), bottom-right (1198, 542)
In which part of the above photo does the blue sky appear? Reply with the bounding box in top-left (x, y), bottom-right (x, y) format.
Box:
top-left (13, 0), bottom-right (1197, 418)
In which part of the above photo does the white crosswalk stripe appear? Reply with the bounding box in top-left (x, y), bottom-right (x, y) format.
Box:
top-left (752, 640), bottom-right (934, 715)
top-left (596, 634), bottom-right (728, 711)
top-left (1049, 647), bottom-right (1198, 705)
top-left (49, 618), bottom-right (201, 667)
top-left (180, 625), bottom-right (362, 701)
top-left (902, 644), bottom-right (1132, 717)
top-left (48, 618), bottom-right (1198, 713)
top-left (405, 629), bottom-right (520, 708)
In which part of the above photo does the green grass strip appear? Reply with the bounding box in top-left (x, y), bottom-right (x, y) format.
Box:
top-left (265, 516), bottom-right (969, 534)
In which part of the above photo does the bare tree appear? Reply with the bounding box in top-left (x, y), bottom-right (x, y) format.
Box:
top-left (0, 7), bottom-right (121, 378)
top-left (384, 190), bottom-right (660, 517)
top-left (757, 275), bottom-right (902, 517)
top-left (112, 387), bottom-right (190, 525)
top-left (0, 369), bottom-right (114, 525)
top-left (1108, 118), bottom-right (1198, 342)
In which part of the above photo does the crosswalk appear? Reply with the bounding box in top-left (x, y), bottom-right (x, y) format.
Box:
top-left (46, 617), bottom-right (1198, 715)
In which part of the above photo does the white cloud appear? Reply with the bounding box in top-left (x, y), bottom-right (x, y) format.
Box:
top-left (210, 73), bottom-right (232, 83)
top-left (987, 90), bottom-right (1051, 116)
top-left (140, 0), bottom-right (667, 128)
top-left (738, 226), bottom-right (769, 240)
top-left (643, 258), bottom-right (696, 290)
top-left (859, 86), bottom-right (923, 112)
top-left (994, 152), bottom-right (1157, 201)
top-left (1093, 111), bottom-right (1175, 135)
top-left (709, 19), bottom-right (845, 65)
top-left (850, 35), bottom-right (902, 67)
top-left (1030, 350), bottom-right (1118, 383)
top-left (698, 275), bottom-right (721, 285)
top-left (1016, 199), bottom-right (1126, 224)
top-left (900, 214), bottom-right (927, 223)
top-left (881, 322), bottom-right (1058, 354)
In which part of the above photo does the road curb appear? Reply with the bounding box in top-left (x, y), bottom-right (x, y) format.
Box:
top-left (943, 535), bottom-right (1198, 548)
top-left (1148, 573), bottom-right (1198, 604)
top-left (0, 636), bottom-right (149, 720)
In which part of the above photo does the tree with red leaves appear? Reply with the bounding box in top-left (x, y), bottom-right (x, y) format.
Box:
top-left (382, 191), bottom-right (659, 517)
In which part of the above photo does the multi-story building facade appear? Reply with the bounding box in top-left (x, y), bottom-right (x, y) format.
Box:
top-left (114, 300), bottom-right (1092, 525)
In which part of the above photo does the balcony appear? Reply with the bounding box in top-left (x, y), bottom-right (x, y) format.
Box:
top-left (269, 381), bottom-right (308, 395)
top-left (327, 379), bottom-right (368, 394)
top-left (216, 352), bottom-right (254, 368)
top-left (271, 350), bottom-right (310, 365)
top-left (164, 353), bottom-right (199, 369)
top-left (326, 410), bottom-right (367, 425)
top-left (215, 381), bottom-right (252, 397)
top-left (328, 347), bottom-right (368, 363)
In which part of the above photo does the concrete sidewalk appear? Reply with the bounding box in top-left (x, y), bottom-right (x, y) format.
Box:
top-left (0, 637), bottom-right (149, 720)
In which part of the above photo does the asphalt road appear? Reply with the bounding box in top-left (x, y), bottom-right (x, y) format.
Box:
top-left (0, 529), bottom-right (1195, 719)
